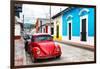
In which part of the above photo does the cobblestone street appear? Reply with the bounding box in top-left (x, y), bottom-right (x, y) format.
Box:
top-left (14, 38), bottom-right (94, 66)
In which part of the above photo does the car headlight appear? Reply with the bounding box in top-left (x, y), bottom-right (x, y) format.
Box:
top-left (56, 46), bottom-right (60, 51)
top-left (55, 42), bottom-right (60, 51)
top-left (36, 48), bottom-right (40, 54)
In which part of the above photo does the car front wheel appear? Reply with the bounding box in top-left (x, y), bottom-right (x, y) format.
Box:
top-left (30, 53), bottom-right (37, 63)
top-left (56, 55), bottom-right (61, 58)
top-left (25, 41), bottom-right (28, 52)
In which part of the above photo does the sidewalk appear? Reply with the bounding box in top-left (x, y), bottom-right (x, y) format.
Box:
top-left (55, 40), bottom-right (95, 51)
top-left (14, 38), bottom-right (26, 66)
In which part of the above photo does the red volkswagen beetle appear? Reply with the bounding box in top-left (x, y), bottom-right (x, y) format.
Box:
top-left (26, 33), bottom-right (61, 62)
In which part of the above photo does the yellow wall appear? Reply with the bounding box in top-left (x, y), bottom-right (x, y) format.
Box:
top-left (53, 35), bottom-right (62, 41)
top-left (53, 17), bottom-right (62, 41)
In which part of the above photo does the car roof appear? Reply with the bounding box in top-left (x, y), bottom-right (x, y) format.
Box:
top-left (32, 33), bottom-right (51, 36)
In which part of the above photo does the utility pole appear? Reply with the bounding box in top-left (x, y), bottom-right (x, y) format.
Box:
top-left (50, 5), bottom-right (51, 24)
top-left (50, 5), bottom-right (51, 34)
top-left (23, 15), bottom-right (24, 34)
top-left (23, 15), bottom-right (24, 30)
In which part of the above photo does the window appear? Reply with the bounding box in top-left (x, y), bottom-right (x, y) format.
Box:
top-left (51, 27), bottom-right (54, 35)
top-left (32, 35), bottom-right (53, 42)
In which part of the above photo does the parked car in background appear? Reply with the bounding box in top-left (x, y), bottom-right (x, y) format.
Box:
top-left (23, 34), bottom-right (32, 52)
top-left (25, 33), bottom-right (61, 62)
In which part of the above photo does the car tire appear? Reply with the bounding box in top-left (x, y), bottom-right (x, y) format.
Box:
top-left (25, 42), bottom-right (30, 54)
top-left (31, 53), bottom-right (37, 63)
top-left (25, 41), bottom-right (28, 52)
top-left (56, 55), bottom-right (61, 58)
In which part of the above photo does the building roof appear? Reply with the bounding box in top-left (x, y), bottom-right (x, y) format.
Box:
top-left (51, 7), bottom-right (73, 19)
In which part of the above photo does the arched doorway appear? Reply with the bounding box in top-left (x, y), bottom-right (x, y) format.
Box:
top-left (79, 8), bottom-right (89, 41)
top-left (66, 15), bottom-right (73, 40)
top-left (80, 15), bottom-right (88, 41)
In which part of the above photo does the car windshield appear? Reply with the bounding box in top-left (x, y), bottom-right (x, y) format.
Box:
top-left (33, 35), bottom-right (53, 42)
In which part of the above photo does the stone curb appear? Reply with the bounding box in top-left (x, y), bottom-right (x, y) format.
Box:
top-left (55, 40), bottom-right (94, 51)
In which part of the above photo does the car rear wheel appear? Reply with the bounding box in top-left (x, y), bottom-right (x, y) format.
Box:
top-left (30, 53), bottom-right (37, 63)
top-left (25, 44), bottom-right (31, 54)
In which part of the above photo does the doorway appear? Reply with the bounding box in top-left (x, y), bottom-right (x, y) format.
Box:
top-left (68, 23), bottom-right (71, 40)
top-left (56, 25), bottom-right (59, 38)
top-left (67, 20), bottom-right (72, 40)
top-left (51, 27), bottom-right (54, 35)
top-left (81, 18), bottom-right (87, 41)
top-left (80, 15), bottom-right (88, 41)
top-left (46, 25), bottom-right (48, 33)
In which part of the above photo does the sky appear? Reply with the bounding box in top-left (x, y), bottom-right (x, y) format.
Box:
top-left (20, 4), bottom-right (68, 24)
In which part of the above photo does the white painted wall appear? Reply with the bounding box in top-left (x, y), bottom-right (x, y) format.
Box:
top-left (53, 15), bottom-right (62, 37)
top-left (60, 15), bottom-right (63, 36)
top-left (48, 26), bottom-right (51, 34)
top-left (53, 19), bottom-right (56, 36)
top-left (62, 36), bottom-right (94, 45)
top-left (15, 24), bottom-right (21, 36)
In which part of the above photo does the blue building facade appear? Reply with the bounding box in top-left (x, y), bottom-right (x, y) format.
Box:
top-left (62, 7), bottom-right (94, 43)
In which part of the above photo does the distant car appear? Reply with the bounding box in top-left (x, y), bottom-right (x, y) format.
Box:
top-left (24, 34), bottom-right (32, 52)
top-left (23, 35), bottom-right (29, 40)
top-left (25, 33), bottom-right (61, 62)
